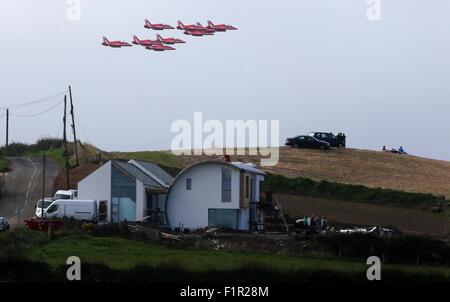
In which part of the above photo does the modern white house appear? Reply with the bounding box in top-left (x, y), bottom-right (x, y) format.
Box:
top-left (166, 161), bottom-right (266, 231)
top-left (78, 159), bottom-right (173, 224)
top-left (77, 159), bottom-right (266, 231)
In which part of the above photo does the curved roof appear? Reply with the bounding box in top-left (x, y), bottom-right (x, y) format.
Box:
top-left (169, 160), bottom-right (266, 187)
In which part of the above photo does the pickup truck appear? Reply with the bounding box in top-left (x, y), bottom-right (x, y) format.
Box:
top-left (309, 132), bottom-right (346, 148)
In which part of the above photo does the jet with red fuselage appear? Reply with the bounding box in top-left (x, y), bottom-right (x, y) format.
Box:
top-left (176, 21), bottom-right (215, 35)
top-left (207, 20), bottom-right (237, 31)
top-left (144, 19), bottom-right (174, 30)
top-left (102, 37), bottom-right (132, 48)
top-left (156, 34), bottom-right (185, 44)
top-left (145, 43), bottom-right (175, 51)
top-left (132, 35), bottom-right (159, 47)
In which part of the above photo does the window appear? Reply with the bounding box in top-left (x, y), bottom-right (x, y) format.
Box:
top-left (186, 178), bottom-right (192, 190)
top-left (221, 168), bottom-right (232, 202)
top-left (208, 209), bottom-right (239, 229)
top-left (46, 204), bottom-right (59, 213)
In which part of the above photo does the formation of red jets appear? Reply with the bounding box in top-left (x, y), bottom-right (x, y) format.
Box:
top-left (102, 19), bottom-right (237, 52)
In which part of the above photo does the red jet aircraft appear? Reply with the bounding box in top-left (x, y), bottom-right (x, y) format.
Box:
top-left (144, 19), bottom-right (174, 30)
top-left (156, 34), bottom-right (185, 44)
top-left (102, 37), bottom-right (132, 48)
top-left (132, 35), bottom-right (158, 47)
top-left (176, 21), bottom-right (215, 34)
top-left (207, 20), bottom-right (237, 31)
top-left (145, 44), bottom-right (175, 51)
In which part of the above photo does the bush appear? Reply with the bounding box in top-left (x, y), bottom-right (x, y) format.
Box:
top-left (315, 234), bottom-right (450, 266)
top-left (0, 137), bottom-right (64, 157)
top-left (262, 174), bottom-right (438, 208)
top-left (0, 258), bottom-right (448, 282)
top-left (0, 228), bottom-right (49, 258)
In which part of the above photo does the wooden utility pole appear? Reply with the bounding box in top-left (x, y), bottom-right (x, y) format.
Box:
top-left (5, 109), bottom-right (9, 147)
top-left (41, 154), bottom-right (46, 219)
top-left (63, 95), bottom-right (70, 189)
top-left (68, 86), bottom-right (79, 166)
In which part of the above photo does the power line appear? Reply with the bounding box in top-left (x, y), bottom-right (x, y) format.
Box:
top-left (0, 90), bottom-right (68, 110)
top-left (10, 100), bottom-right (64, 118)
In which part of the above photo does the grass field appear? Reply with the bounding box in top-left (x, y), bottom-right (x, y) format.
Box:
top-left (26, 234), bottom-right (450, 279)
top-left (109, 150), bottom-right (184, 169)
top-left (278, 194), bottom-right (447, 236)
top-left (176, 147), bottom-right (450, 198)
top-left (0, 156), bottom-right (8, 172)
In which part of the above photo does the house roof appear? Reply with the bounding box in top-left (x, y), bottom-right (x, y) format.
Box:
top-left (129, 159), bottom-right (173, 187)
top-left (169, 160), bottom-right (266, 187)
top-left (112, 160), bottom-right (165, 190)
top-left (230, 162), bottom-right (267, 176)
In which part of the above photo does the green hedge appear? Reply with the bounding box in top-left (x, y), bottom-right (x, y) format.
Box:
top-left (0, 156), bottom-right (8, 172)
top-left (0, 258), bottom-right (448, 282)
top-left (262, 174), bottom-right (438, 208)
top-left (0, 137), bottom-right (64, 157)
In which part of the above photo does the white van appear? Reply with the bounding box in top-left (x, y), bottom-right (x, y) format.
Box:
top-left (44, 199), bottom-right (98, 222)
top-left (35, 198), bottom-right (54, 218)
top-left (35, 190), bottom-right (78, 217)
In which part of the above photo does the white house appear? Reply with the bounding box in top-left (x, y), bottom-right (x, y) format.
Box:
top-left (78, 159), bottom-right (173, 224)
top-left (166, 160), bottom-right (266, 231)
top-left (78, 159), bottom-right (266, 231)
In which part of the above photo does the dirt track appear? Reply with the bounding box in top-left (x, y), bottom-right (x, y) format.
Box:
top-left (278, 194), bottom-right (447, 236)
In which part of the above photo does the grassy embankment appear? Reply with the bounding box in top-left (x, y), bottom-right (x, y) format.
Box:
top-left (23, 233), bottom-right (450, 281)
top-left (0, 156), bottom-right (8, 172)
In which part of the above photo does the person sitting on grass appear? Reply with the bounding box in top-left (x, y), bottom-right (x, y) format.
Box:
top-left (398, 146), bottom-right (407, 154)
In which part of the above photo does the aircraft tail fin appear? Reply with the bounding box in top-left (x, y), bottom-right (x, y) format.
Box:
top-left (103, 37), bottom-right (109, 44)
top-left (177, 20), bottom-right (184, 29)
top-left (145, 19), bottom-right (151, 26)
top-left (133, 35), bottom-right (140, 43)
top-left (207, 20), bottom-right (214, 27)
top-left (156, 34), bottom-right (163, 41)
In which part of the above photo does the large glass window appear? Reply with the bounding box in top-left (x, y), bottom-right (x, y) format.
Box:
top-left (208, 209), bottom-right (239, 229)
top-left (111, 165), bottom-right (136, 223)
top-left (221, 168), bottom-right (232, 202)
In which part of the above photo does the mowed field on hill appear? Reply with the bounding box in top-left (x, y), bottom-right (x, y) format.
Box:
top-left (174, 147), bottom-right (450, 235)
top-left (177, 147), bottom-right (450, 198)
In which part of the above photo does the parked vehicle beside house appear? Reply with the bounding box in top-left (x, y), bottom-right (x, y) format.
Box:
top-left (309, 132), bottom-right (346, 148)
top-left (0, 217), bottom-right (9, 231)
top-left (44, 199), bottom-right (98, 222)
top-left (34, 190), bottom-right (78, 217)
top-left (35, 198), bottom-right (54, 217)
top-left (54, 189), bottom-right (78, 200)
top-left (285, 135), bottom-right (330, 150)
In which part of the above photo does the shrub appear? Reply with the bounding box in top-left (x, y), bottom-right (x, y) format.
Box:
top-left (262, 174), bottom-right (438, 208)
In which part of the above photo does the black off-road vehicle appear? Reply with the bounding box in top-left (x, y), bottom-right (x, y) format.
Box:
top-left (309, 132), bottom-right (346, 148)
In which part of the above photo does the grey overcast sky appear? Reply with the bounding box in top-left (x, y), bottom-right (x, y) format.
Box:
top-left (0, 0), bottom-right (449, 160)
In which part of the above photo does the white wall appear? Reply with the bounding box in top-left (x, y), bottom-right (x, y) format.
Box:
top-left (78, 161), bottom-right (112, 222)
top-left (167, 162), bottom-right (241, 230)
